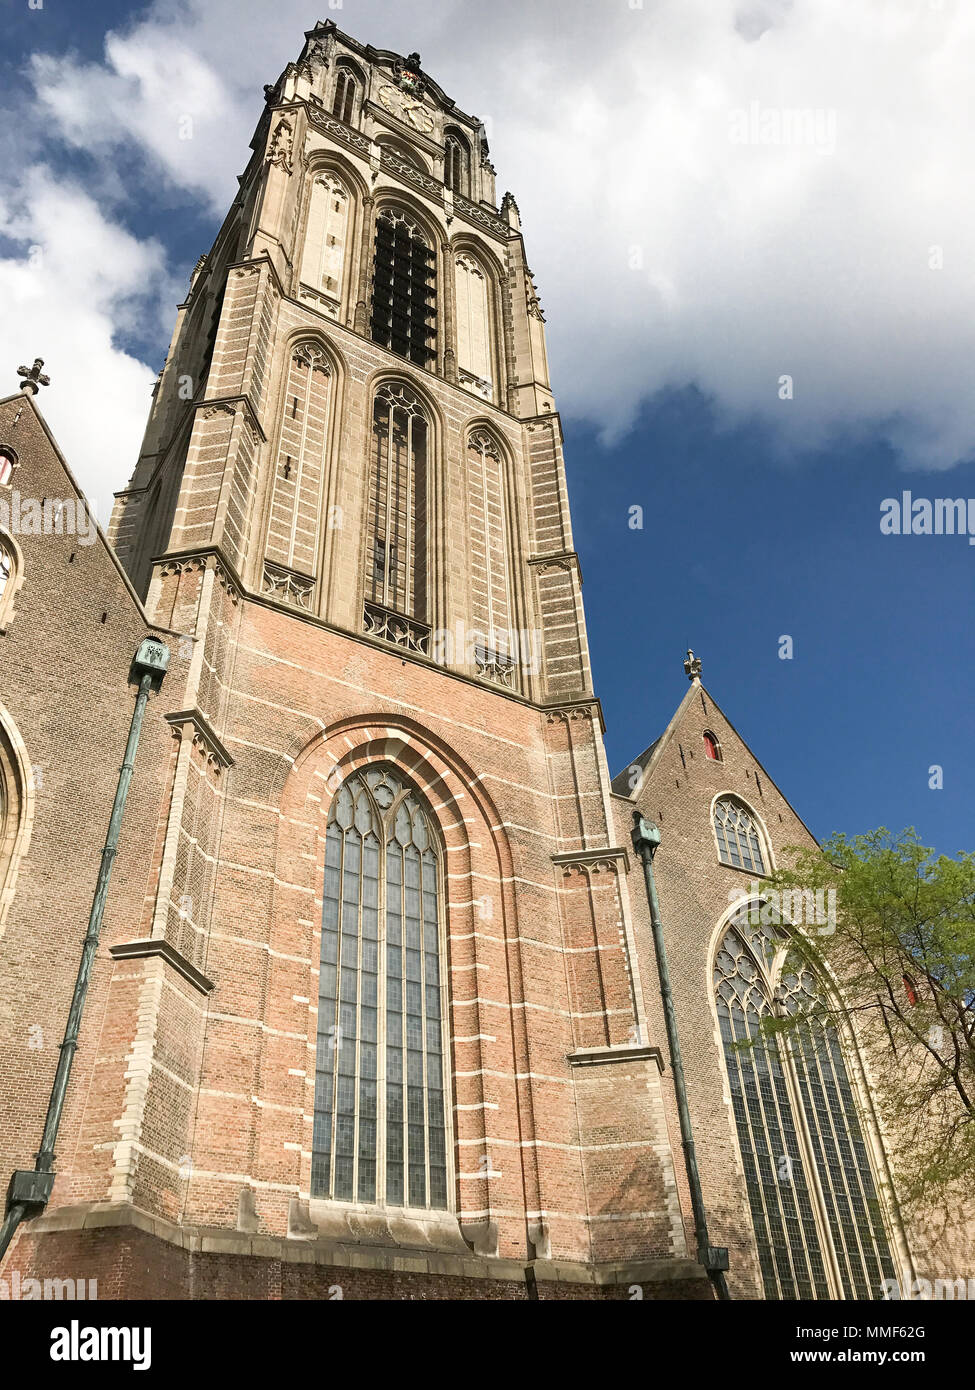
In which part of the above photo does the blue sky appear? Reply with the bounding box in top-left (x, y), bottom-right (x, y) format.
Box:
top-left (2, 0), bottom-right (973, 853)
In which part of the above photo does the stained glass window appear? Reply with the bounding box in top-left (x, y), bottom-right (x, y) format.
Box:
top-left (714, 905), bottom-right (898, 1299)
top-left (714, 797), bottom-right (766, 874)
top-left (312, 767), bottom-right (448, 1210)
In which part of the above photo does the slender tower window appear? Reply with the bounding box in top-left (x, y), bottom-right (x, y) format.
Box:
top-left (444, 132), bottom-right (469, 196)
top-left (714, 905), bottom-right (897, 1299)
top-left (299, 173), bottom-right (351, 309)
top-left (332, 67), bottom-right (359, 124)
top-left (454, 254), bottom-right (494, 400)
top-left (363, 384), bottom-right (430, 649)
top-left (370, 207), bottom-right (436, 368)
top-left (467, 430), bottom-right (513, 683)
top-left (312, 767), bottom-right (449, 1210)
top-left (265, 343), bottom-right (332, 583)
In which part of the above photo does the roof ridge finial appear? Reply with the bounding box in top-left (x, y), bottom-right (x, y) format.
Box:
top-left (684, 648), bottom-right (702, 684)
top-left (17, 358), bottom-right (50, 397)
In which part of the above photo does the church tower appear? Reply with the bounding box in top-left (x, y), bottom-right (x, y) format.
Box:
top-left (17, 19), bottom-right (713, 1296)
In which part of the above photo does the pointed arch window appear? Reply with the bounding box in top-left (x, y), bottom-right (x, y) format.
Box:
top-left (312, 767), bottom-right (449, 1210)
top-left (363, 383), bottom-right (430, 649)
top-left (444, 131), bottom-right (469, 197)
top-left (714, 796), bottom-right (766, 874)
top-left (332, 66), bottom-right (360, 125)
top-left (370, 206), bottom-right (436, 368)
top-left (467, 430), bottom-right (514, 685)
top-left (714, 905), bottom-right (897, 1299)
top-left (703, 731), bottom-right (721, 761)
top-left (454, 254), bottom-right (494, 401)
top-left (0, 448), bottom-right (17, 487)
top-left (264, 342), bottom-right (332, 585)
top-left (299, 172), bottom-right (351, 313)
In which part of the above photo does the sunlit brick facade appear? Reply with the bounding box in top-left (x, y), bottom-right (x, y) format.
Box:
top-left (0, 21), bottom-right (946, 1301)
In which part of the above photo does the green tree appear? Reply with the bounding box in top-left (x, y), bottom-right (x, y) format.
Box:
top-left (750, 828), bottom-right (975, 1214)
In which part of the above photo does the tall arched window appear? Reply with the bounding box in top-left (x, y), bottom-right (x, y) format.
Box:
top-left (714, 905), bottom-right (897, 1299)
top-left (454, 253), bottom-right (494, 401)
top-left (363, 383), bottom-right (430, 650)
top-left (332, 66), bottom-right (359, 124)
top-left (703, 731), bottom-right (721, 761)
top-left (467, 429), bottom-right (513, 684)
top-left (312, 767), bottom-right (449, 1210)
top-left (299, 172), bottom-right (351, 314)
top-left (264, 342), bottom-right (332, 590)
top-left (714, 796), bottom-right (766, 874)
top-left (444, 131), bottom-right (469, 196)
top-left (370, 206), bottom-right (436, 368)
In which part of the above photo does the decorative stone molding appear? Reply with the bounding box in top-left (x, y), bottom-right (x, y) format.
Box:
top-left (474, 644), bottom-right (515, 687)
top-left (363, 600), bottom-right (431, 656)
top-left (459, 369), bottom-right (493, 402)
top-left (210, 556), bottom-right (243, 607)
top-left (461, 1219), bottom-right (499, 1258)
top-left (545, 705), bottom-right (593, 725)
top-left (306, 104), bottom-right (370, 153)
top-left (263, 562), bottom-right (316, 610)
top-left (194, 396), bottom-right (266, 444)
top-left (159, 556), bottom-right (206, 579)
top-left (201, 403), bottom-right (236, 421)
top-left (304, 102), bottom-right (511, 243)
top-left (267, 117), bottom-right (295, 173)
top-left (165, 709), bottom-right (235, 775)
top-left (525, 268), bottom-right (546, 321)
top-left (528, 551), bottom-right (579, 576)
top-left (553, 845), bottom-right (629, 876)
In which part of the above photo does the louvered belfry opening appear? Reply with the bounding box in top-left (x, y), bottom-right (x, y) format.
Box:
top-left (371, 208), bottom-right (437, 367)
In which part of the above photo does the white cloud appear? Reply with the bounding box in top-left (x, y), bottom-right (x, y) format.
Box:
top-left (0, 168), bottom-right (173, 517)
top-left (18, 0), bottom-right (975, 471)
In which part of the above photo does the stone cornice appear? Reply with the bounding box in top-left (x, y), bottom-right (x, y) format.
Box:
top-left (552, 845), bottom-right (630, 875)
top-left (164, 708), bottom-right (235, 771)
top-left (194, 392), bottom-right (267, 444)
top-left (567, 1043), bottom-right (664, 1073)
top-left (303, 103), bottom-right (511, 243)
top-left (528, 550), bottom-right (582, 582)
top-left (28, 1200), bottom-right (705, 1288)
top-left (109, 939), bottom-right (215, 995)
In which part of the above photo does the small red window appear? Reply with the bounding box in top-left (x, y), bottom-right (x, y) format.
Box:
top-left (0, 453), bottom-right (15, 486)
top-left (703, 732), bottom-right (721, 761)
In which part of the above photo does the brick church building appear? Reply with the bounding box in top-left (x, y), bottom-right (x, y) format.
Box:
top-left (0, 21), bottom-right (948, 1299)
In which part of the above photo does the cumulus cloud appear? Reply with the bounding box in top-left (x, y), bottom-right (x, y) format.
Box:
top-left (17, 0), bottom-right (975, 473)
top-left (0, 169), bottom-right (173, 515)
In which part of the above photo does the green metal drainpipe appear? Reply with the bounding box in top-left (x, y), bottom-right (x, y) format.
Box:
top-left (0, 636), bottom-right (170, 1265)
top-left (631, 811), bottom-right (731, 1301)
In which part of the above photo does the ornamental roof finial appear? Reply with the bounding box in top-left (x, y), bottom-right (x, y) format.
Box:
top-left (684, 648), bottom-right (702, 683)
top-left (17, 358), bottom-right (50, 396)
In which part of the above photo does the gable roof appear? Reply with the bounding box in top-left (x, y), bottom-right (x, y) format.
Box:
top-left (0, 390), bottom-right (179, 639)
top-left (610, 680), bottom-right (820, 847)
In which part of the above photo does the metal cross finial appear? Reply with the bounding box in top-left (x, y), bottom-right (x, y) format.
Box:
top-left (684, 648), bottom-right (702, 683)
top-left (17, 359), bottom-right (50, 396)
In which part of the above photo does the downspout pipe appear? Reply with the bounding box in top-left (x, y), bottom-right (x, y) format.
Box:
top-left (631, 811), bottom-right (731, 1301)
top-left (0, 637), bottom-right (170, 1265)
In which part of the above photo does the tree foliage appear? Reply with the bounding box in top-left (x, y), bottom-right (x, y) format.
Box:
top-left (751, 828), bottom-right (975, 1214)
